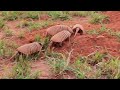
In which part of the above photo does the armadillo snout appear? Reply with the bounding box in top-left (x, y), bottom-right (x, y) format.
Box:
top-left (72, 24), bottom-right (85, 36)
top-left (73, 28), bottom-right (83, 35)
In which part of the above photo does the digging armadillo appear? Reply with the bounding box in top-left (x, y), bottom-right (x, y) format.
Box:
top-left (48, 30), bottom-right (71, 48)
top-left (46, 25), bottom-right (73, 37)
top-left (9, 42), bottom-right (42, 61)
top-left (72, 24), bottom-right (85, 37)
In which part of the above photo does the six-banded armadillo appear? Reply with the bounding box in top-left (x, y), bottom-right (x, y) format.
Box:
top-left (9, 42), bottom-right (42, 61)
top-left (46, 25), bottom-right (73, 37)
top-left (49, 30), bottom-right (71, 48)
top-left (8, 24), bottom-right (84, 61)
top-left (72, 24), bottom-right (85, 37)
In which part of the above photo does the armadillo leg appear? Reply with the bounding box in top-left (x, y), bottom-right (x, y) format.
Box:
top-left (9, 51), bottom-right (18, 61)
top-left (38, 50), bottom-right (42, 55)
top-left (48, 41), bottom-right (53, 51)
top-left (74, 28), bottom-right (80, 38)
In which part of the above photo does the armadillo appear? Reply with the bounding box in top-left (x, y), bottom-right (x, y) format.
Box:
top-left (9, 42), bottom-right (42, 61)
top-left (46, 25), bottom-right (73, 37)
top-left (48, 30), bottom-right (71, 48)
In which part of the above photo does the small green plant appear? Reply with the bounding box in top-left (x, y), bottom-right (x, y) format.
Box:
top-left (89, 12), bottom-right (109, 24)
top-left (96, 57), bottom-right (120, 79)
top-left (108, 31), bottom-right (120, 39)
top-left (11, 55), bottom-right (40, 79)
top-left (4, 29), bottom-right (13, 36)
top-left (87, 51), bottom-right (107, 66)
top-left (18, 31), bottom-right (25, 39)
top-left (4, 40), bottom-right (19, 49)
top-left (2, 11), bottom-right (21, 21)
top-left (87, 29), bottom-right (99, 35)
top-left (28, 22), bottom-right (41, 32)
top-left (22, 11), bottom-right (41, 20)
top-left (46, 52), bottom-right (65, 74)
top-left (0, 40), bottom-right (15, 57)
top-left (39, 21), bottom-right (53, 29)
top-left (70, 51), bottom-right (120, 79)
top-left (99, 24), bottom-right (107, 33)
top-left (34, 34), bottom-right (41, 42)
top-left (42, 37), bottom-right (51, 52)
top-left (69, 11), bottom-right (90, 17)
top-left (71, 56), bottom-right (91, 79)
top-left (0, 18), bottom-right (5, 29)
top-left (17, 20), bottom-right (30, 28)
top-left (48, 11), bottom-right (70, 21)
top-left (27, 20), bottom-right (53, 32)
top-left (0, 40), bottom-right (6, 56)
top-left (46, 49), bottom-right (73, 76)
top-left (87, 24), bottom-right (109, 35)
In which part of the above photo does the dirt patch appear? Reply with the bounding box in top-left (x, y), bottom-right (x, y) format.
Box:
top-left (11, 13), bottom-right (120, 62)
top-left (0, 59), bottom-right (15, 79)
top-left (31, 60), bottom-right (52, 79)
top-left (103, 11), bottom-right (120, 31)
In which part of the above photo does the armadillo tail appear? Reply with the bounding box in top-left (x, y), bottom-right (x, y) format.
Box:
top-left (9, 51), bottom-right (18, 61)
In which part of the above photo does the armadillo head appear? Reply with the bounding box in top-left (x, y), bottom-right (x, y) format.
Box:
top-left (72, 24), bottom-right (84, 36)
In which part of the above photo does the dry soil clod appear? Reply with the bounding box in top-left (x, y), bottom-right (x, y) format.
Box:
top-left (9, 42), bottom-right (42, 61)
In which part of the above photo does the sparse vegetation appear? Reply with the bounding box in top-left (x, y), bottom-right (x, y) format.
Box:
top-left (35, 34), bottom-right (41, 42)
top-left (17, 20), bottom-right (30, 28)
top-left (69, 11), bottom-right (90, 17)
top-left (108, 30), bottom-right (120, 39)
top-left (21, 11), bottom-right (41, 20)
top-left (27, 21), bottom-right (53, 32)
top-left (46, 52), bottom-right (69, 75)
top-left (0, 40), bottom-right (15, 58)
top-left (70, 51), bottom-right (120, 79)
top-left (0, 11), bottom-right (119, 79)
top-left (18, 31), bottom-right (25, 39)
top-left (87, 24), bottom-right (110, 35)
top-left (27, 22), bottom-right (41, 32)
top-left (0, 18), bottom-right (5, 29)
top-left (87, 29), bottom-right (99, 35)
top-left (48, 11), bottom-right (70, 20)
top-left (89, 12), bottom-right (109, 24)
top-left (1, 11), bottom-right (22, 21)
top-left (4, 29), bottom-right (13, 36)
top-left (10, 55), bottom-right (40, 79)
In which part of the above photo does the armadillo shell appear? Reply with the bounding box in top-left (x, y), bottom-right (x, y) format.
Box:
top-left (72, 24), bottom-right (84, 31)
top-left (46, 25), bottom-right (73, 36)
top-left (50, 30), bottom-right (71, 42)
top-left (17, 42), bottom-right (42, 55)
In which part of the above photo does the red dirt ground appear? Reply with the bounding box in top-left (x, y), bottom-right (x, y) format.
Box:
top-left (21, 11), bottom-right (120, 62)
top-left (0, 11), bottom-right (120, 78)
top-left (104, 11), bottom-right (120, 31)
